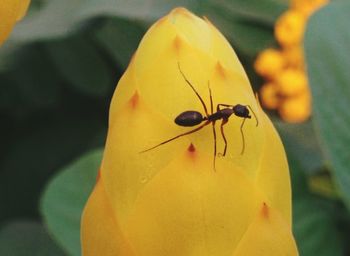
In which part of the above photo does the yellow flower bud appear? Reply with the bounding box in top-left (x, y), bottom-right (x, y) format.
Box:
top-left (275, 10), bottom-right (306, 47)
top-left (81, 8), bottom-right (298, 256)
top-left (260, 83), bottom-right (280, 109)
top-left (254, 48), bottom-right (285, 78)
top-left (0, 0), bottom-right (30, 45)
top-left (277, 68), bottom-right (308, 96)
top-left (279, 92), bottom-right (311, 123)
top-left (283, 46), bottom-right (304, 68)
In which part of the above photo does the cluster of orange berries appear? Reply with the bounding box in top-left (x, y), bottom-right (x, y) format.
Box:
top-left (254, 0), bottom-right (328, 123)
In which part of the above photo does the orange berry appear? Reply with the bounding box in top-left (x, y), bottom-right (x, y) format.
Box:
top-left (260, 83), bottom-right (280, 109)
top-left (291, 0), bottom-right (328, 17)
top-left (277, 68), bottom-right (308, 96)
top-left (283, 46), bottom-right (304, 68)
top-left (279, 93), bottom-right (311, 123)
top-left (254, 49), bottom-right (285, 78)
top-left (275, 10), bottom-right (306, 47)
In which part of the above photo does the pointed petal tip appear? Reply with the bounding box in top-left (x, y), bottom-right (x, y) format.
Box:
top-left (170, 7), bottom-right (193, 18)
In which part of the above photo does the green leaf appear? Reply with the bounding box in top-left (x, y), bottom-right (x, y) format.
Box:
top-left (11, 0), bottom-right (287, 58)
top-left (275, 120), bottom-right (324, 174)
top-left (0, 108), bottom-right (106, 222)
top-left (305, 2), bottom-right (350, 208)
top-left (45, 36), bottom-right (112, 97)
top-left (293, 197), bottom-right (344, 256)
top-left (76, 0), bottom-right (199, 21)
top-left (308, 173), bottom-right (340, 199)
top-left (94, 18), bottom-right (145, 68)
top-left (11, 0), bottom-right (86, 42)
top-left (289, 158), bottom-right (345, 255)
top-left (204, 0), bottom-right (288, 25)
top-left (41, 149), bottom-right (103, 256)
top-left (201, 0), bottom-right (288, 55)
top-left (11, 0), bottom-right (197, 43)
top-left (0, 221), bottom-right (65, 256)
top-left (0, 45), bottom-right (62, 116)
top-left (204, 10), bottom-right (275, 56)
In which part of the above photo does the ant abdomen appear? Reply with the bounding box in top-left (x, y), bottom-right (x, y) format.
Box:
top-left (175, 111), bottom-right (205, 127)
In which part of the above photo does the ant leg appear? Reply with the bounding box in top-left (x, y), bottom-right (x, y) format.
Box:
top-left (220, 119), bottom-right (229, 156)
top-left (246, 105), bottom-right (259, 126)
top-left (177, 62), bottom-right (209, 117)
top-left (140, 120), bottom-right (211, 153)
top-left (240, 118), bottom-right (247, 155)
top-left (212, 121), bottom-right (217, 171)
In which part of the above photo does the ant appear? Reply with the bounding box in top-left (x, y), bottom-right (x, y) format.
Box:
top-left (141, 62), bottom-right (258, 170)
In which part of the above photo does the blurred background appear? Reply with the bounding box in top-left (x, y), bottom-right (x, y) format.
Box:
top-left (1, 0), bottom-right (350, 255)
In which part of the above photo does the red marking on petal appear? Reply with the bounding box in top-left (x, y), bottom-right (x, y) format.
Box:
top-left (173, 35), bottom-right (182, 53)
top-left (216, 61), bottom-right (226, 79)
top-left (261, 202), bottom-right (269, 219)
top-left (186, 143), bottom-right (198, 162)
top-left (96, 169), bottom-right (101, 183)
top-left (188, 143), bottom-right (196, 153)
top-left (129, 91), bottom-right (139, 109)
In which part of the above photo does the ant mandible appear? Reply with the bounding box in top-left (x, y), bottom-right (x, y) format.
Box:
top-left (141, 62), bottom-right (258, 170)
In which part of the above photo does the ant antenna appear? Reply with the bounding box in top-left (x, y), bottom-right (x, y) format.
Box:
top-left (240, 118), bottom-right (247, 155)
top-left (208, 81), bottom-right (213, 114)
top-left (246, 105), bottom-right (259, 127)
top-left (177, 62), bottom-right (209, 117)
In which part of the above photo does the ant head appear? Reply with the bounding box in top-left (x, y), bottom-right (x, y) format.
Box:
top-left (233, 104), bottom-right (251, 118)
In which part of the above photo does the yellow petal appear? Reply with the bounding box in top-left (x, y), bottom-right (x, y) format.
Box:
top-left (132, 15), bottom-right (265, 178)
top-left (255, 109), bottom-right (292, 225)
top-left (232, 203), bottom-right (298, 256)
top-left (16, 0), bottom-right (31, 21)
top-left (125, 145), bottom-right (263, 256)
top-left (203, 16), bottom-right (248, 80)
top-left (101, 90), bottom-right (187, 225)
top-left (0, 0), bottom-right (30, 45)
top-left (81, 176), bottom-right (135, 256)
top-left (82, 7), bottom-right (297, 255)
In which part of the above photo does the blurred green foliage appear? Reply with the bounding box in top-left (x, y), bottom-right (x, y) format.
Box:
top-left (305, 1), bottom-right (350, 210)
top-left (1, 0), bottom-right (350, 255)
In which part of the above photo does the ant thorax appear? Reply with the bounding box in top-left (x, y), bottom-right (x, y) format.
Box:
top-left (208, 108), bottom-right (233, 122)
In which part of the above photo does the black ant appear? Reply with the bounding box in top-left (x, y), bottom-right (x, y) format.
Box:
top-left (141, 62), bottom-right (258, 170)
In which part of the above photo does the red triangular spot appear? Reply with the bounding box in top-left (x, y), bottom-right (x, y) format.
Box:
top-left (188, 143), bottom-right (196, 153)
top-left (261, 202), bottom-right (269, 219)
top-left (173, 35), bottom-right (182, 53)
top-left (96, 169), bottom-right (101, 183)
top-left (216, 61), bottom-right (226, 79)
top-left (129, 91), bottom-right (139, 109)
